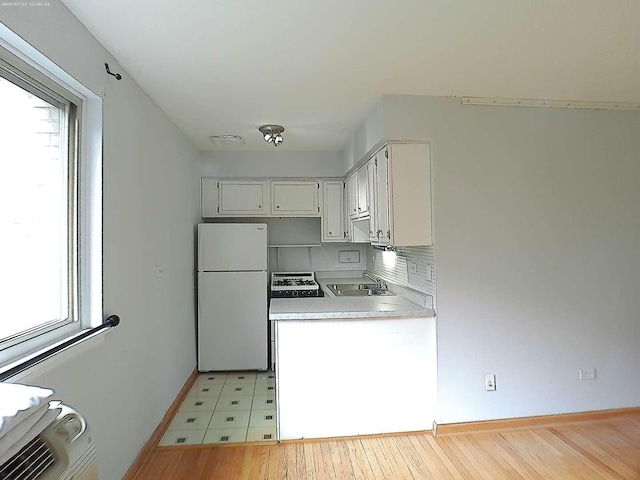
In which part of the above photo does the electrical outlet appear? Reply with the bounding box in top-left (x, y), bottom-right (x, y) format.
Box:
top-left (156, 266), bottom-right (164, 278)
top-left (371, 255), bottom-right (375, 263)
top-left (485, 374), bottom-right (496, 391)
top-left (425, 265), bottom-right (433, 280)
top-left (579, 368), bottom-right (596, 381)
top-left (410, 262), bottom-right (418, 274)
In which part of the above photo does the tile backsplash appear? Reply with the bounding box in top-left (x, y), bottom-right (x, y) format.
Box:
top-left (366, 245), bottom-right (436, 302)
top-left (269, 244), bottom-right (366, 273)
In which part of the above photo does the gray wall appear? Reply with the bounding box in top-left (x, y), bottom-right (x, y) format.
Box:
top-left (342, 98), bottom-right (384, 173)
top-left (381, 95), bottom-right (640, 423)
top-left (1, 4), bottom-right (201, 479)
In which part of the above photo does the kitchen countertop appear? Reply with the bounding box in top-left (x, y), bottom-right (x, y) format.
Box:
top-left (269, 276), bottom-right (435, 321)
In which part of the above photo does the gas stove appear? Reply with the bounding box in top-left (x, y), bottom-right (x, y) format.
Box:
top-left (270, 272), bottom-right (324, 298)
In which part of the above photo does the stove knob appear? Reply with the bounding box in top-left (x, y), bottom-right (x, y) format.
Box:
top-left (292, 291), bottom-right (298, 296)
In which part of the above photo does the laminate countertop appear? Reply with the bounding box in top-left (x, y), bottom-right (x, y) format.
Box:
top-left (269, 277), bottom-right (435, 321)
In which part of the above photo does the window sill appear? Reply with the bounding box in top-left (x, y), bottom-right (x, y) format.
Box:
top-left (0, 327), bottom-right (112, 384)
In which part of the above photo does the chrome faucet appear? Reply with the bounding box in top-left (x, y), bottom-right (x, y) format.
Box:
top-left (363, 272), bottom-right (387, 292)
top-left (362, 272), bottom-right (376, 284)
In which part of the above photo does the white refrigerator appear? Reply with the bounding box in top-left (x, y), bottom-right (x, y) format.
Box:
top-left (197, 223), bottom-right (268, 371)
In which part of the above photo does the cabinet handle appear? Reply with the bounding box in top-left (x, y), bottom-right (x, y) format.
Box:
top-left (329, 231), bottom-right (332, 235)
top-left (369, 231), bottom-right (373, 235)
top-left (358, 207), bottom-right (361, 211)
top-left (276, 205), bottom-right (280, 209)
top-left (258, 205), bottom-right (261, 208)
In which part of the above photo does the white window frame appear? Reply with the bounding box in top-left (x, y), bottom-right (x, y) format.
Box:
top-left (0, 25), bottom-right (103, 370)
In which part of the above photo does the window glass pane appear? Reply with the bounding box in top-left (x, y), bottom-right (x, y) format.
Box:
top-left (0, 74), bottom-right (70, 342)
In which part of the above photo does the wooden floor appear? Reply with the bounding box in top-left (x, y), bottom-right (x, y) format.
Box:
top-left (132, 411), bottom-right (640, 479)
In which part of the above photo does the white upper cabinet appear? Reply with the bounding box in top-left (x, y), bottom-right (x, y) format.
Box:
top-left (201, 178), bottom-right (219, 217)
top-left (321, 181), bottom-right (344, 242)
top-left (346, 174), bottom-right (358, 219)
top-left (201, 179), bottom-right (268, 216)
top-left (343, 180), bottom-right (352, 241)
top-left (271, 181), bottom-right (320, 216)
top-left (356, 165), bottom-right (370, 218)
top-left (219, 180), bottom-right (268, 215)
top-left (372, 148), bottom-right (391, 245)
top-left (366, 160), bottom-right (377, 242)
top-left (370, 143), bottom-right (432, 247)
top-left (346, 167), bottom-right (370, 220)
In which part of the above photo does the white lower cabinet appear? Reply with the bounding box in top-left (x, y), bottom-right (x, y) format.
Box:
top-left (275, 317), bottom-right (436, 440)
top-left (321, 180), bottom-right (344, 242)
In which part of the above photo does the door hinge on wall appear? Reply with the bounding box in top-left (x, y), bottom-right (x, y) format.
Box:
top-left (217, 182), bottom-right (220, 188)
top-left (217, 206), bottom-right (219, 212)
top-left (385, 149), bottom-right (388, 159)
top-left (317, 206), bottom-right (320, 213)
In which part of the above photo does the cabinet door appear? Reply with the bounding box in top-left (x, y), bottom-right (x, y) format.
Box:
top-left (322, 181), bottom-right (344, 242)
top-left (387, 143), bottom-right (433, 246)
top-left (201, 178), bottom-right (219, 217)
top-left (356, 166), bottom-right (369, 217)
top-left (367, 160), bottom-right (377, 241)
top-left (218, 180), bottom-right (268, 215)
top-left (271, 181), bottom-right (319, 216)
top-left (374, 148), bottom-right (391, 245)
top-left (346, 175), bottom-right (358, 219)
top-left (344, 182), bottom-right (353, 242)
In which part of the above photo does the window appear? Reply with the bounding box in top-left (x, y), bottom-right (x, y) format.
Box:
top-left (0, 34), bottom-right (102, 369)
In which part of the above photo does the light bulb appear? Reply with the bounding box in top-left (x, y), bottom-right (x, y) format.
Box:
top-left (264, 133), bottom-right (272, 142)
top-left (274, 134), bottom-right (283, 146)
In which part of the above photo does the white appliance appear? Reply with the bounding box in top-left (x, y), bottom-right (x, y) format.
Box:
top-left (270, 272), bottom-right (322, 298)
top-left (0, 404), bottom-right (97, 480)
top-left (197, 223), bottom-right (268, 371)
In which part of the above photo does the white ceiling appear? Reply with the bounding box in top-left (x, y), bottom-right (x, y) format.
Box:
top-left (61, 0), bottom-right (640, 153)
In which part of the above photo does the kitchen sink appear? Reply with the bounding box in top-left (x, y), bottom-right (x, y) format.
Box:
top-left (326, 283), bottom-right (395, 297)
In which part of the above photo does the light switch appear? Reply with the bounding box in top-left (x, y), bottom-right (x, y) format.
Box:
top-left (426, 265), bottom-right (433, 280)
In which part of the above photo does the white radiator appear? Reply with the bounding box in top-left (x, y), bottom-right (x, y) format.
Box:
top-left (0, 403), bottom-right (97, 480)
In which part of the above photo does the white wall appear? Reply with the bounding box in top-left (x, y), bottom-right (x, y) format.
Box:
top-left (381, 95), bottom-right (640, 423)
top-left (0, 4), bottom-right (201, 479)
top-left (202, 151), bottom-right (344, 178)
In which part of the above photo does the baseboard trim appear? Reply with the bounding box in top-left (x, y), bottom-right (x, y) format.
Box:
top-left (277, 428), bottom-right (433, 445)
top-left (434, 406), bottom-right (640, 437)
top-left (123, 368), bottom-right (198, 480)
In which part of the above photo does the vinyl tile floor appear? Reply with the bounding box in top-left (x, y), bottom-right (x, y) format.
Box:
top-left (159, 371), bottom-right (276, 446)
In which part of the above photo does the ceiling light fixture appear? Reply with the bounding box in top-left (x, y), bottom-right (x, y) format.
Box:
top-left (258, 125), bottom-right (284, 147)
